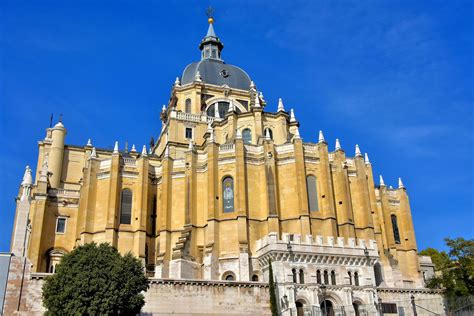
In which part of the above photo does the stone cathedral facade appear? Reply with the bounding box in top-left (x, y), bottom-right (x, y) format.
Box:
top-left (4, 18), bottom-right (445, 315)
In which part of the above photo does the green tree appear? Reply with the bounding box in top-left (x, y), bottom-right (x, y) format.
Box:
top-left (42, 243), bottom-right (149, 315)
top-left (268, 259), bottom-right (279, 316)
top-left (422, 237), bottom-right (474, 298)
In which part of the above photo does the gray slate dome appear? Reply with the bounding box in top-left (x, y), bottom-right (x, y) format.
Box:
top-left (181, 59), bottom-right (251, 90)
top-left (180, 20), bottom-right (251, 91)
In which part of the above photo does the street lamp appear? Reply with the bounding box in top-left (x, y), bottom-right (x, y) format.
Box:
top-left (320, 284), bottom-right (327, 316)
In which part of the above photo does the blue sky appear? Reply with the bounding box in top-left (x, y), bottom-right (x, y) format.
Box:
top-left (0, 1), bottom-right (472, 252)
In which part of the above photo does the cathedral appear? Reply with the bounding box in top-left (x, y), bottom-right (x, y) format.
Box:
top-left (3, 16), bottom-right (445, 315)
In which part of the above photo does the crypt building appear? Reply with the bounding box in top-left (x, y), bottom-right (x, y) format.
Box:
top-left (5, 17), bottom-right (444, 315)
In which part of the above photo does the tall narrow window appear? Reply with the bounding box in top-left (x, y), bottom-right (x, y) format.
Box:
top-left (316, 270), bottom-right (322, 284)
top-left (348, 271), bottom-right (352, 285)
top-left (151, 195), bottom-right (157, 236)
top-left (391, 214), bottom-right (401, 244)
top-left (354, 272), bottom-right (360, 286)
top-left (292, 269), bottom-right (297, 283)
top-left (299, 269), bottom-right (305, 284)
top-left (306, 175), bottom-right (319, 211)
top-left (324, 270), bottom-right (329, 284)
top-left (331, 271), bottom-right (336, 285)
top-left (222, 176), bottom-right (234, 213)
top-left (242, 128), bottom-right (252, 144)
top-left (185, 98), bottom-right (192, 113)
top-left (56, 217), bottom-right (66, 234)
top-left (120, 189), bottom-right (133, 224)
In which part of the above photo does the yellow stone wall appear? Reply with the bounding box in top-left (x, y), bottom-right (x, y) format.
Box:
top-left (16, 81), bottom-right (422, 285)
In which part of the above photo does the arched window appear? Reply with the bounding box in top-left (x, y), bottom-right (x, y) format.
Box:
top-left (264, 128), bottom-right (273, 140)
top-left (252, 275), bottom-right (259, 282)
top-left (391, 214), bottom-right (401, 244)
top-left (354, 272), bottom-right (360, 286)
top-left (222, 176), bottom-right (234, 213)
top-left (331, 271), bottom-right (336, 285)
top-left (324, 270), bottom-right (329, 284)
top-left (185, 98), bottom-right (192, 113)
top-left (374, 262), bottom-right (383, 286)
top-left (299, 269), bottom-right (305, 284)
top-left (348, 271), bottom-right (352, 285)
top-left (120, 189), bottom-right (133, 224)
top-left (242, 128), bottom-right (252, 144)
top-left (47, 249), bottom-right (65, 273)
top-left (222, 271), bottom-right (235, 281)
top-left (226, 275), bottom-right (234, 281)
top-left (306, 175), bottom-right (319, 211)
top-left (292, 268), bottom-right (297, 283)
top-left (316, 270), bottom-right (322, 284)
top-left (206, 101), bottom-right (230, 118)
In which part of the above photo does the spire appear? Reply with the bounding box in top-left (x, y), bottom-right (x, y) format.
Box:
top-left (131, 144), bottom-right (137, 153)
top-left (355, 144), bottom-right (362, 157)
top-left (162, 104), bottom-right (166, 112)
top-left (86, 138), bottom-right (92, 147)
top-left (113, 141), bottom-right (119, 154)
top-left (335, 138), bottom-right (341, 151)
top-left (398, 177), bottom-right (405, 189)
top-left (90, 147), bottom-right (97, 158)
top-left (278, 98), bottom-right (285, 112)
top-left (175, 77), bottom-right (180, 86)
top-left (250, 81), bottom-right (256, 91)
top-left (364, 153), bottom-right (370, 164)
top-left (290, 109), bottom-right (296, 122)
top-left (200, 10), bottom-right (224, 61)
top-left (379, 175), bottom-right (385, 187)
top-left (21, 166), bottom-right (33, 187)
top-left (318, 130), bottom-right (325, 143)
top-left (141, 145), bottom-right (148, 157)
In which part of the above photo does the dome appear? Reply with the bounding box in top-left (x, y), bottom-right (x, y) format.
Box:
top-left (181, 59), bottom-right (251, 90)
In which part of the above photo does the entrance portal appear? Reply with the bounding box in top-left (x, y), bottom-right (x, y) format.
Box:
top-left (296, 301), bottom-right (304, 316)
top-left (320, 300), bottom-right (334, 316)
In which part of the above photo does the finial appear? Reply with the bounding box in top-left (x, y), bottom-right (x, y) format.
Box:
top-left (206, 6), bottom-right (214, 24)
top-left (195, 71), bottom-right (202, 82)
top-left (131, 144), bottom-right (136, 153)
top-left (188, 139), bottom-right (194, 150)
top-left (250, 81), bottom-right (256, 90)
top-left (364, 153), bottom-right (370, 164)
top-left (162, 104), bottom-right (166, 112)
top-left (398, 177), bottom-right (405, 189)
top-left (90, 147), bottom-right (97, 158)
top-left (379, 175), bottom-right (385, 187)
top-left (175, 77), bottom-right (180, 86)
top-left (254, 94), bottom-right (261, 107)
top-left (294, 126), bottom-right (301, 139)
top-left (278, 98), bottom-right (285, 112)
top-left (290, 109), bottom-right (296, 122)
top-left (259, 91), bottom-right (265, 101)
top-left (86, 138), bottom-right (92, 147)
top-left (21, 166), bottom-right (33, 187)
top-left (141, 145), bottom-right (148, 157)
top-left (335, 138), bottom-right (341, 151)
top-left (318, 130), bottom-right (325, 143)
top-left (164, 145), bottom-right (169, 158)
top-left (113, 141), bottom-right (119, 154)
top-left (236, 128), bottom-right (242, 139)
top-left (355, 144), bottom-right (362, 157)
top-left (265, 128), bottom-right (271, 141)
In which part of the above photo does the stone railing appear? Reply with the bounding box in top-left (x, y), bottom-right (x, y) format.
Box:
top-left (274, 143), bottom-right (294, 154)
top-left (244, 144), bottom-right (264, 154)
top-left (48, 189), bottom-right (80, 198)
top-left (219, 143), bottom-right (235, 153)
top-left (122, 157), bottom-right (136, 167)
top-left (303, 142), bottom-right (318, 154)
top-left (176, 111), bottom-right (202, 123)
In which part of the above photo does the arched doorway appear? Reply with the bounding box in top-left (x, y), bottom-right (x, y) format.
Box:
top-left (296, 300), bottom-right (305, 316)
top-left (320, 300), bottom-right (334, 316)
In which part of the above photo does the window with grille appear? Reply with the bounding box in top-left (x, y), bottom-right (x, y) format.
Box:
top-left (391, 214), bottom-right (401, 244)
top-left (56, 218), bottom-right (66, 233)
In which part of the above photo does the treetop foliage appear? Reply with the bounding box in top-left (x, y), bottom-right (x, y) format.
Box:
top-left (42, 243), bottom-right (149, 315)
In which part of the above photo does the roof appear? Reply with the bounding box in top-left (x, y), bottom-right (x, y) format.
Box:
top-left (181, 59), bottom-right (251, 91)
